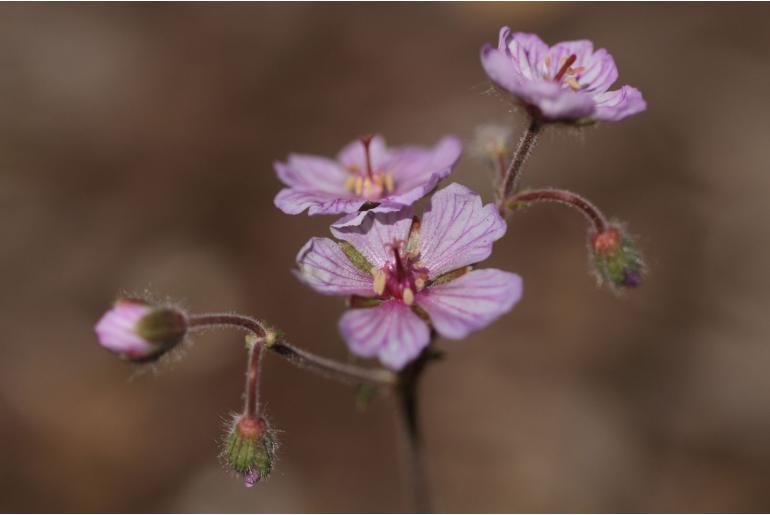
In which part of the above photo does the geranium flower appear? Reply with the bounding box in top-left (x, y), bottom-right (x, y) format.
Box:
top-left (481, 28), bottom-right (646, 123)
top-left (274, 134), bottom-right (462, 227)
top-left (295, 183), bottom-right (523, 369)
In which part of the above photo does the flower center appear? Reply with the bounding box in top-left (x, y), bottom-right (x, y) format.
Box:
top-left (344, 135), bottom-right (395, 200)
top-left (544, 53), bottom-right (584, 91)
top-left (371, 241), bottom-right (429, 305)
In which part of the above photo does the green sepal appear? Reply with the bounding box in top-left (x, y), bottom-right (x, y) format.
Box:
top-left (339, 241), bottom-right (374, 275)
top-left (428, 266), bottom-right (473, 287)
top-left (135, 308), bottom-right (186, 348)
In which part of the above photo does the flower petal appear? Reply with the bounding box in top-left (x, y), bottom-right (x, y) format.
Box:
top-left (336, 134), bottom-right (390, 172)
top-left (418, 183), bottom-right (506, 277)
top-left (481, 45), bottom-right (522, 93)
top-left (274, 188), bottom-right (366, 215)
top-left (275, 155), bottom-right (349, 193)
top-left (517, 80), bottom-right (596, 121)
top-left (593, 85), bottom-right (646, 122)
top-left (295, 237), bottom-right (374, 296)
top-left (506, 32), bottom-right (549, 80)
top-left (417, 269), bottom-right (523, 339)
top-left (387, 136), bottom-right (462, 195)
top-left (331, 209), bottom-right (414, 268)
top-left (339, 300), bottom-right (430, 370)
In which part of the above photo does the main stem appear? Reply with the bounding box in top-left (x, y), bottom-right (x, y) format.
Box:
top-left (498, 118), bottom-right (541, 214)
top-left (187, 313), bottom-right (395, 387)
top-left (397, 346), bottom-right (433, 513)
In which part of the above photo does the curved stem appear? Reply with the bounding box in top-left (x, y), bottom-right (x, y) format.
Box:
top-left (497, 119), bottom-right (541, 214)
top-left (397, 345), bottom-right (434, 513)
top-left (188, 313), bottom-right (396, 387)
top-left (506, 188), bottom-right (608, 233)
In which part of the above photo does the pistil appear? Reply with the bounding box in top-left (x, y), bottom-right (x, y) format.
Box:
top-left (554, 54), bottom-right (577, 82)
top-left (360, 135), bottom-right (375, 180)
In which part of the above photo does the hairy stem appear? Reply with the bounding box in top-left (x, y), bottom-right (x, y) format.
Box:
top-left (244, 340), bottom-right (264, 418)
top-left (188, 313), bottom-right (396, 387)
top-left (397, 346), bottom-right (434, 513)
top-left (506, 188), bottom-right (608, 233)
top-left (497, 119), bottom-right (541, 213)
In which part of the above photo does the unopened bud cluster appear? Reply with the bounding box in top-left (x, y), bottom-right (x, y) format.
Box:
top-left (590, 225), bottom-right (644, 289)
top-left (223, 415), bottom-right (275, 487)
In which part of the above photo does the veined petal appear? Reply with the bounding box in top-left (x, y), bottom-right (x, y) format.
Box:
top-left (517, 80), bottom-right (596, 121)
top-left (574, 48), bottom-right (618, 94)
top-left (593, 85), bottom-right (646, 122)
top-left (481, 45), bottom-right (523, 93)
top-left (275, 156), bottom-right (349, 193)
top-left (387, 136), bottom-right (462, 194)
top-left (507, 32), bottom-right (549, 80)
top-left (336, 134), bottom-right (390, 172)
top-left (274, 188), bottom-right (366, 216)
top-left (295, 237), bottom-right (374, 296)
top-left (339, 300), bottom-right (430, 370)
top-left (418, 183), bottom-right (506, 277)
top-left (417, 269), bottom-right (523, 339)
top-left (331, 209), bottom-right (414, 269)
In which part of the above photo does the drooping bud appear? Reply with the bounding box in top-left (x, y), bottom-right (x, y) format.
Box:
top-left (94, 299), bottom-right (187, 362)
top-left (223, 415), bottom-right (275, 486)
top-left (590, 224), bottom-right (644, 290)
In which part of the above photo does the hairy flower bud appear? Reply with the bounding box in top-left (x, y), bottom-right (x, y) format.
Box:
top-left (591, 225), bottom-right (644, 289)
top-left (94, 299), bottom-right (187, 362)
top-left (223, 415), bottom-right (275, 487)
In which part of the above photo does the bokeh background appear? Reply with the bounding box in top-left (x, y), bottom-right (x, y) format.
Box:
top-left (1, 2), bottom-right (769, 512)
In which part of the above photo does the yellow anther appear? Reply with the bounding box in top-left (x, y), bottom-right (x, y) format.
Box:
top-left (345, 176), bottom-right (357, 192)
top-left (565, 77), bottom-right (581, 91)
top-left (354, 177), bottom-right (364, 196)
top-left (402, 287), bottom-right (414, 306)
top-left (372, 268), bottom-right (386, 295)
top-left (384, 173), bottom-right (395, 193)
top-left (414, 277), bottom-right (426, 291)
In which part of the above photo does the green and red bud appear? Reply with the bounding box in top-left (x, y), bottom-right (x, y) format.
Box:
top-left (223, 415), bottom-right (276, 487)
top-left (590, 225), bottom-right (644, 290)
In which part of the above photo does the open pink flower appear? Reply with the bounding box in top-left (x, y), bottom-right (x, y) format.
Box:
top-left (274, 134), bottom-right (462, 227)
top-left (295, 183), bottom-right (523, 370)
top-left (481, 28), bottom-right (646, 123)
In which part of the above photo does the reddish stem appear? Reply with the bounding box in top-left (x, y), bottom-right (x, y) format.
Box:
top-left (245, 341), bottom-right (264, 418)
top-left (507, 188), bottom-right (608, 234)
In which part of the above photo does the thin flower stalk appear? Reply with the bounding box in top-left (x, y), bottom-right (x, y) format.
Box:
top-left (187, 313), bottom-right (396, 387)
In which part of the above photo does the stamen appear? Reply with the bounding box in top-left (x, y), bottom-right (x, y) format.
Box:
top-left (402, 287), bottom-right (414, 306)
top-left (554, 54), bottom-right (577, 82)
top-left (372, 268), bottom-right (386, 296)
top-left (360, 134), bottom-right (375, 180)
top-left (414, 277), bottom-right (426, 291)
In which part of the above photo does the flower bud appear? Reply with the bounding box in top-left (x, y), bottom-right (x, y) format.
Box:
top-left (94, 299), bottom-right (187, 362)
top-left (590, 225), bottom-right (644, 289)
top-left (223, 415), bottom-right (275, 486)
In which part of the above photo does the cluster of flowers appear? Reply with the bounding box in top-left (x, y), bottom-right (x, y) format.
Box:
top-left (95, 29), bottom-right (646, 487)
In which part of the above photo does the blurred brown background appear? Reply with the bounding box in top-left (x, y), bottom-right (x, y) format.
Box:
top-left (1, 2), bottom-right (769, 512)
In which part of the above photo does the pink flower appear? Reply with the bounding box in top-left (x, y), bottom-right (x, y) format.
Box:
top-left (94, 299), bottom-right (187, 361)
top-left (274, 134), bottom-right (462, 227)
top-left (295, 184), bottom-right (523, 370)
top-left (481, 28), bottom-right (646, 123)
